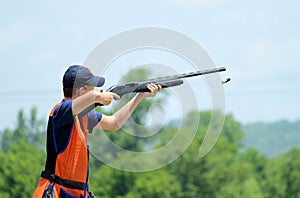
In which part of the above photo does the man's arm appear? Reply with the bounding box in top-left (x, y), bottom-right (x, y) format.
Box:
top-left (72, 89), bottom-right (119, 115)
top-left (96, 83), bottom-right (161, 131)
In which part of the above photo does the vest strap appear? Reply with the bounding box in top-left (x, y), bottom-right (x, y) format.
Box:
top-left (41, 170), bottom-right (86, 190)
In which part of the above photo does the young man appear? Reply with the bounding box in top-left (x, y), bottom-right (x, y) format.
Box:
top-left (33, 65), bottom-right (161, 198)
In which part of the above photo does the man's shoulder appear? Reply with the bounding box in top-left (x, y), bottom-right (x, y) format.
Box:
top-left (52, 100), bottom-right (73, 116)
top-left (51, 100), bottom-right (74, 126)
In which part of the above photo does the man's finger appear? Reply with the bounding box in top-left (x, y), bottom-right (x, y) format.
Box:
top-left (147, 83), bottom-right (158, 92)
top-left (111, 92), bottom-right (120, 100)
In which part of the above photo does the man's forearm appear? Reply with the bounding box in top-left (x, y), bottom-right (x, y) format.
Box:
top-left (72, 90), bottom-right (99, 115)
top-left (97, 83), bottom-right (160, 130)
top-left (72, 90), bottom-right (116, 115)
top-left (110, 93), bottom-right (144, 130)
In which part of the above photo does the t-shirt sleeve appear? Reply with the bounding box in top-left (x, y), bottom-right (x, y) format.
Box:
top-left (52, 100), bottom-right (74, 153)
top-left (88, 111), bottom-right (102, 133)
top-left (53, 100), bottom-right (74, 128)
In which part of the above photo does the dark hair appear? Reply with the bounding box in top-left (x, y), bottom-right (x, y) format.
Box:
top-left (63, 87), bottom-right (77, 98)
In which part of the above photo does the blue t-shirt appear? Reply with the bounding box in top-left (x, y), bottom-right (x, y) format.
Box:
top-left (52, 100), bottom-right (102, 153)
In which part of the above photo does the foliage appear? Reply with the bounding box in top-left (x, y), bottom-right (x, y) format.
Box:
top-left (0, 107), bottom-right (45, 197)
top-left (242, 119), bottom-right (300, 157)
top-left (262, 148), bottom-right (300, 198)
top-left (1, 107), bottom-right (45, 152)
top-left (1, 107), bottom-right (300, 197)
top-left (125, 170), bottom-right (182, 198)
top-left (89, 165), bottom-right (136, 198)
top-left (0, 140), bottom-right (45, 198)
top-left (1, 69), bottom-right (300, 197)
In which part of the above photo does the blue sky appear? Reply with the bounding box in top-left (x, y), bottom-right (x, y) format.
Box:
top-left (1, 0), bottom-right (299, 130)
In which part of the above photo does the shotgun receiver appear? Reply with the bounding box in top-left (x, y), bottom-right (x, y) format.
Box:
top-left (106, 67), bottom-right (226, 98)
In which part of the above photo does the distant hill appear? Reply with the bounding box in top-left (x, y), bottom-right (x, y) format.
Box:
top-left (242, 119), bottom-right (300, 157)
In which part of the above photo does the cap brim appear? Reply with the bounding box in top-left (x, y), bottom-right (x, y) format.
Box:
top-left (86, 75), bottom-right (105, 87)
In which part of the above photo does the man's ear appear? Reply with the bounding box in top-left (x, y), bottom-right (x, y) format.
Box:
top-left (78, 87), bottom-right (85, 96)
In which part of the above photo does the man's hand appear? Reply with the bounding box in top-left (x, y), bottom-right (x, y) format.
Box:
top-left (98, 91), bottom-right (120, 105)
top-left (140, 83), bottom-right (162, 98)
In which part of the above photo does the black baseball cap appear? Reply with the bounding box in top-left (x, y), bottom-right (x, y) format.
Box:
top-left (63, 65), bottom-right (105, 88)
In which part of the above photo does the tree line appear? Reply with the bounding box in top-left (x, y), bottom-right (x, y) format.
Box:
top-left (0, 107), bottom-right (300, 197)
top-left (1, 69), bottom-right (299, 197)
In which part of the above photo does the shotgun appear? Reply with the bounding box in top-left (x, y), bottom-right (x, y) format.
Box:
top-left (107, 67), bottom-right (227, 98)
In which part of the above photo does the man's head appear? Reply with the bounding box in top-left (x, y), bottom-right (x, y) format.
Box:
top-left (63, 65), bottom-right (105, 98)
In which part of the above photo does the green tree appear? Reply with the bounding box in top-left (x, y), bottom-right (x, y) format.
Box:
top-left (12, 109), bottom-right (28, 142)
top-left (0, 140), bottom-right (45, 197)
top-left (125, 170), bottom-right (182, 198)
top-left (263, 148), bottom-right (300, 198)
top-left (90, 165), bottom-right (182, 198)
top-left (89, 165), bottom-right (136, 198)
top-left (0, 109), bottom-right (29, 152)
top-left (0, 107), bottom-right (46, 197)
top-left (1, 108), bottom-right (45, 152)
top-left (27, 107), bottom-right (45, 147)
top-left (163, 111), bottom-right (265, 197)
top-left (1, 129), bottom-right (12, 153)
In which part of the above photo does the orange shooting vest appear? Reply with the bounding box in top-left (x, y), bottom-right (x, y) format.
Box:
top-left (33, 102), bottom-right (91, 198)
